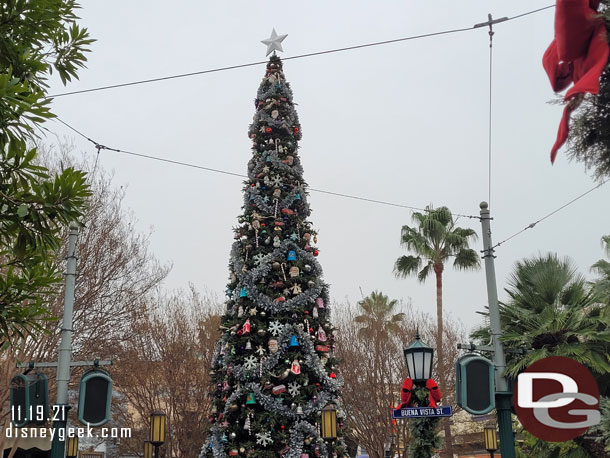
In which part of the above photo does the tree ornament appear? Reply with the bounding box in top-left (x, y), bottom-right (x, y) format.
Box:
top-left (256, 431), bottom-right (273, 447)
top-left (272, 384), bottom-right (286, 395)
top-left (245, 340), bottom-right (252, 350)
top-left (289, 335), bottom-right (299, 347)
top-left (237, 305), bottom-right (244, 317)
top-left (312, 307), bottom-right (319, 319)
top-left (292, 284), bottom-right (302, 295)
top-left (289, 266), bottom-right (300, 277)
top-left (273, 188), bottom-right (282, 198)
top-left (317, 326), bottom-right (327, 342)
top-left (242, 319), bottom-right (251, 335)
top-left (297, 405), bottom-right (304, 415)
top-left (244, 412), bottom-right (253, 434)
top-left (249, 307), bottom-right (258, 316)
top-left (287, 250), bottom-right (297, 261)
top-left (240, 288), bottom-right (248, 297)
top-left (313, 250), bottom-right (319, 256)
top-left (291, 360), bottom-right (301, 375)
top-left (268, 321), bottom-right (283, 336)
top-left (315, 297), bottom-right (325, 308)
top-left (253, 253), bottom-right (266, 265)
top-left (243, 356), bottom-right (258, 370)
top-left (273, 235), bottom-right (281, 247)
top-left (246, 392), bottom-right (256, 405)
top-left (271, 109), bottom-right (279, 119)
top-left (268, 338), bottom-right (279, 353)
top-left (288, 381), bottom-right (301, 396)
top-left (304, 264), bottom-right (312, 272)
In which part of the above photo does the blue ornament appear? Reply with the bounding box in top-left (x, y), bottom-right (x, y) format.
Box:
top-left (266, 156), bottom-right (272, 163)
top-left (295, 193), bottom-right (301, 200)
top-left (225, 288), bottom-right (233, 297)
top-left (287, 250), bottom-right (297, 261)
top-left (289, 335), bottom-right (299, 347)
top-left (240, 288), bottom-right (248, 297)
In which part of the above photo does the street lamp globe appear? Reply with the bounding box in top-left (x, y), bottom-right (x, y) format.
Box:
top-left (66, 436), bottom-right (78, 458)
top-left (144, 441), bottom-right (154, 458)
top-left (403, 333), bottom-right (434, 382)
top-left (320, 404), bottom-right (337, 440)
top-left (150, 410), bottom-right (166, 446)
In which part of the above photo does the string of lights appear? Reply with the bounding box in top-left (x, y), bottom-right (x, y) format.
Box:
top-left (48, 4), bottom-right (555, 99)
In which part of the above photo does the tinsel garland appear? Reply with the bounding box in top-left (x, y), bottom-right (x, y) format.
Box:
top-left (201, 53), bottom-right (348, 458)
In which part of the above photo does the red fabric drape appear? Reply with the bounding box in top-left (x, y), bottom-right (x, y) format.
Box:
top-left (543, 0), bottom-right (609, 162)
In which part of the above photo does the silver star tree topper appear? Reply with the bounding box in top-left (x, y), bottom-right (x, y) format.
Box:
top-left (261, 28), bottom-right (288, 56)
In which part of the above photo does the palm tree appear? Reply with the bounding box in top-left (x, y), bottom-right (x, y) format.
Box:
top-left (354, 291), bottom-right (405, 338)
top-left (393, 205), bottom-right (479, 457)
top-left (592, 235), bottom-right (610, 304)
top-left (497, 253), bottom-right (610, 377)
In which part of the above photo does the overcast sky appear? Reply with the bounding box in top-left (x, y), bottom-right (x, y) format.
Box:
top-left (46, 0), bottom-right (610, 335)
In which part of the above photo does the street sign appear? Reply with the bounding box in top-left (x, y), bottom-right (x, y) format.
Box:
top-left (392, 405), bottom-right (453, 419)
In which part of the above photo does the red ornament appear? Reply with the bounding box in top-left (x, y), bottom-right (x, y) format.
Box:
top-left (313, 250), bottom-right (319, 256)
top-left (281, 425), bottom-right (285, 430)
top-left (329, 372), bottom-right (337, 379)
top-left (261, 223), bottom-right (265, 227)
top-left (266, 127), bottom-right (272, 133)
top-left (294, 127), bottom-right (299, 133)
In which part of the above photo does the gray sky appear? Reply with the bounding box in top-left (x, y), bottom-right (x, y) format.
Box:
top-left (47, 0), bottom-right (610, 333)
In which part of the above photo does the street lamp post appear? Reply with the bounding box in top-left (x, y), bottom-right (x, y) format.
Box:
top-left (403, 333), bottom-right (434, 384)
top-left (144, 441), bottom-right (154, 458)
top-left (65, 436), bottom-right (78, 458)
top-left (320, 404), bottom-right (338, 440)
top-left (149, 410), bottom-right (166, 458)
top-left (484, 424), bottom-right (498, 458)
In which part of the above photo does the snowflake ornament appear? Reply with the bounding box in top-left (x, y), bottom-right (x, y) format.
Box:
top-left (253, 253), bottom-right (266, 265)
top-left (256, 431), bottom-right (273, 447)
top-left (244, 355), bottom-right (258, 370)
top-left (288, 381), bottom-right (301, 396)
top-left (270, 176), bottom-right (283, 187)
top-left (268, 321), bottom-right (283, 336)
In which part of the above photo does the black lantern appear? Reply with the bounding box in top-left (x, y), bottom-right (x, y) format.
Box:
top-left (149, 410), bottom-right (166, 458)
top-left (143, 441), bottom-right (154, 458)
top-left (484, 424), bottom-right (498, 457)
top-left (66, 436), bottom-right (78, 458)
top-left (403, 334), bottom-right (434, 383)
top-left (320, 404), bottom-right (337, 440)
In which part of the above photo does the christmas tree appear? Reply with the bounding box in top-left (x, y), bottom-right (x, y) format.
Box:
top-left (201, 35), bottom-right (347, 458)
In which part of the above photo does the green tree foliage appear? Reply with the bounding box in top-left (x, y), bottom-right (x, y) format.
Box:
top-left (394, 205), bottom-right (479, 457)
top-left (591, 235), bottom-right (610, 305)
top-left (354, 291), bottom-right (405, 338)
top-left (473, 253), bottom-right (610, 377)
top-left (566, 4), bottom-right (610, 180)
top-left (0, 0), bottom-right (93, 342)
top-left (408, 387), bottom-right (442, 458)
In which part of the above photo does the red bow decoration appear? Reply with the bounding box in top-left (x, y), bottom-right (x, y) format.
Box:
top-left (396, 377), bottom-right (442, 409)
top-left (426, 379), bottom-right (442, 408)
top-left (543, 0), bottom-right (609, 163)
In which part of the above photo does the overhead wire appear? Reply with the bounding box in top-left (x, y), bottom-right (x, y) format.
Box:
top-left (53, 117), bottom-right (478, 218)
top-left (50, 3), bottom-right (607, 248)
top-left (48, 4), bottom-right (555, 99)
top-left (492, 178), bottom-right (610, 249)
